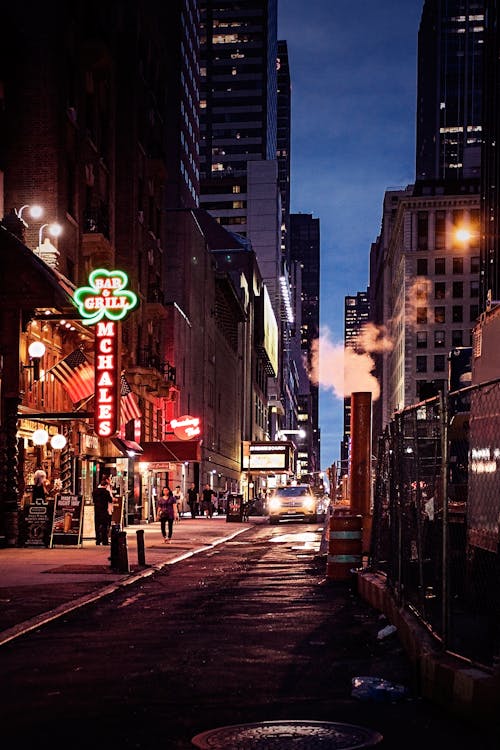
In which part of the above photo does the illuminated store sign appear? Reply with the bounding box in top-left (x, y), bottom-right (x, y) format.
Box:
top-left (95, 321), bottom-right (119, 437)
top-left (171, 415), bottom-right (201, 440)
top-left (73, 268), bottom-right (138, 326)
top-left (74, 269), bottom-right (138, 438)
top-left (245, 442), bottom-right (293, 471)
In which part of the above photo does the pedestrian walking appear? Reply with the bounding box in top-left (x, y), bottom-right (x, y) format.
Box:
top-left (156, 486), bottom-right (178, 542)
top-left (201, 484), bottom-right (215, 518)
top-left (187, 482), bottom-right (198, 518)
top-left (93, 476), bottom-right (113, 546)
top-left (173, 485), bottom-right (184, 520)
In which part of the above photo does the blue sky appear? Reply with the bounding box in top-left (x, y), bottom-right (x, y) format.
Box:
top-left (278, 0), bottom-right (424, 468)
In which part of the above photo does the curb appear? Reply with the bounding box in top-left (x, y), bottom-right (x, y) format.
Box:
top-left (0, 524), bottom-right (252, 647)
top-left (356, 570), bottom-right (500, 726)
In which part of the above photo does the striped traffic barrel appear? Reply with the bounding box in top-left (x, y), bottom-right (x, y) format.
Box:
top-left (326, 512), bottom-right (363, 581)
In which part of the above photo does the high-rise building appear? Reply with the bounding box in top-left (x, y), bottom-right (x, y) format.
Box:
top-left (416, 0), bottom-right (485, 185)
top-left (199, 0), bottom-right (294, 454)
top-left (277, 40), bottom-right (291, 261)
top-left (199, 0), bottom-right (278, 235)
top-left (371, 2), bottom-right (485, 440)
top-left (163, 0), bottom-right (201, 209)
top-left (289, 213), bottom-right (320, 471)
top-left (341, 290), bottom-right (370, 472)
top-left (481, 0), bottom-right (500, 308)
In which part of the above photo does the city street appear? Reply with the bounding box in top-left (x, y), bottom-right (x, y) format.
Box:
top-left (0, 521), bottom-right (498, 749)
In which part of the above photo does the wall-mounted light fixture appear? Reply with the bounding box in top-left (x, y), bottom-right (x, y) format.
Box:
top-left (50, 433), bottom-right (67, 450)
top-left (24, 341), bottom-right (46, 381)
top-left (38, 222), bottom-right (62, 246)
top-left (32, 429), bottom-right (67, 451)
top-left (34, 222), bottom-right (63, 268)
top-left (276, 428), bottom-right (306, 441)
top-left (32, 428), bottom-right (49, 446)
top-left (15, 204), bottom-right (43, 226)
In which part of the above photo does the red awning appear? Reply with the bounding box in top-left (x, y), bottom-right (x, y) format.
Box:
top-left (110, 438), bottom-right (144, 456)
top-left (140, 440), bottom-right (201, 463)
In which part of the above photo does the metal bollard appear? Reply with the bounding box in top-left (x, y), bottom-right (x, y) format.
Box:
top-left (136, 529), bottom-right (146, 566)
top-left (110, 527), bottom-right (129, 572)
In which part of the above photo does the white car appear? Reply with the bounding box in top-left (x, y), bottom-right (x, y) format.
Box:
top-left (268, 484), bottom-right (317, 524)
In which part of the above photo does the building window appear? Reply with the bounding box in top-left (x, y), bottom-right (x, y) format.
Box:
top-left (470, 280), bottom-right (479, 297)
top-left (452, 209), bottom-right (465, 247)
top-left (416, 355), bottom-right (427, 373)
top-left (470, 256), bottom-right (480, 273)
top-left (452, 281), bottom-right (464, 298)
top-left (417, 282), bottom-right (427, 299)
top-left (434, 282), bottom-right (446, 299)
top-left (470, 304), bottom-right (479, 322)
top-left (416, 331), bottom-right (427, 348)
top-left (434, 330), bottom-right (445, 347)
top-left (434, 354), bottom-right (446, 372)
top-left (417, 306), bottom-right (428, 324)
top-left (417, 211), bottom-right (428, 250)
top-left (417, 258), bottom-right (428, 275)
top-left (435, 257), bottom-right (446, 274)
top-left (452, 305), bottom-right (463, 322)
top-left (452, 330), bottom-right (463, 347)
top-left (453, 257), bottom-right (464, 274)
top-left (435, 210), bottom-right (446, 249)
top-left (434, 306), bottom-right (445, 323)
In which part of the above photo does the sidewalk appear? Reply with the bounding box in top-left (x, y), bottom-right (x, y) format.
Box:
top-left (0, 514), bottom-right (265, 646)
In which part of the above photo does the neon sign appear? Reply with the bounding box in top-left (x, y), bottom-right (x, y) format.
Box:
top-left (73, 268), bottom-right (138, 326)
top-left (170, 415), bottom-right (201, 440)
top-left (95, 320), bottom-right (119, 437)
top-left (73, 269), bottom-right (138, 438)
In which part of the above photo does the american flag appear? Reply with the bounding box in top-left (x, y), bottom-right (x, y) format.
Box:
top-left (47, 349), bottom-right (94, 403)
top-left (120, 375), bottom-right (142, 424)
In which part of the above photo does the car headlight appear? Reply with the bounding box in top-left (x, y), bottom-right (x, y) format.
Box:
top-left (304, 497), bottom-right (315, 511)
top-left (268, 497), bottom-right (282, 511)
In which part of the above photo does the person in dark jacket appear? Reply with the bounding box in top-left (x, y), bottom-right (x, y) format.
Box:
top-left (187, 482), bottom-right (198, 518)
top-left (201, 484), bottom-right (215, 518)
top-left (92, 477), bottom-right (113, 545)
top-left (156, 486), bottom-right (177, 542)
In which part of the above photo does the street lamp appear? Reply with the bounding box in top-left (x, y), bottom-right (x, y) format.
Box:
top-left (35, 223), bottom-right (63, 268)
top-left (15, 204), bottom-right (43, 226)
top-left (276, 429), bottom-right (306, 441)
top-left (25, 340), bottom-right (46, 381)
top-left (38, 222), bottom-right (62, 245)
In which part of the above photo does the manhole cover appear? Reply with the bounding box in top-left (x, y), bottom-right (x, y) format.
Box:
top-left (191, 720), bottom-right (383, 749)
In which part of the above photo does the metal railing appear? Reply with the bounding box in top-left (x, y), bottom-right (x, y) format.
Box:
top-left (370, 377), bottom-right (500, 671)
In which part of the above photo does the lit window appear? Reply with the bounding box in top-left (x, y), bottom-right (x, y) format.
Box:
top-left (434, 330), bottom-right (445, 348)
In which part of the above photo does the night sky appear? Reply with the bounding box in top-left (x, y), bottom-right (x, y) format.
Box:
top-left (278, 0), bottom-right (424, 467)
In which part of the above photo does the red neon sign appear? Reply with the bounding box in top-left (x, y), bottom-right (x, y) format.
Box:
top-left (171, 415), bottom-right (201, 441)
top-left (95, 321), bottom-right (119, 437)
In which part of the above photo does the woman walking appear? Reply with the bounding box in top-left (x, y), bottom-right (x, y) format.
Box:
top-left (156, 486), bottom-right (177, 543)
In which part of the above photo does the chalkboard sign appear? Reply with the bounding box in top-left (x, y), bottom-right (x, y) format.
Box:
top-left (50, 494), bottom-right (84, 547)
top-left (24, 498), bottom-right (53, 547)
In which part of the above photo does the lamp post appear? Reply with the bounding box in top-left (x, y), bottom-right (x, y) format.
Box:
top-left (15, 204), bottom-right (43, 225)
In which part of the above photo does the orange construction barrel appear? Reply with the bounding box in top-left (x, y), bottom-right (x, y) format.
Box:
top-left (326, 512), bottom-right (363, 581)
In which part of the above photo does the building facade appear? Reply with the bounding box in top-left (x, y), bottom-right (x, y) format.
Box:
top-left (341, 289), bottom-right (370, 472)
top-left (416, 0), bottom-right (485, 183)
top-left (383, 192), bottom-right (480, 419)
top-left (289, 213), bottom-right (321, 473)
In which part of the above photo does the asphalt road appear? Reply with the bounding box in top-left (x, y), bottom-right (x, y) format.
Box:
top-left (0, 522), bottom-right (498, 749)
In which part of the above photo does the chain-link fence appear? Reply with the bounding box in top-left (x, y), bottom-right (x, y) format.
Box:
top-left (371, 378), bottom-right (500, 670)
